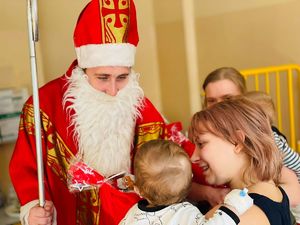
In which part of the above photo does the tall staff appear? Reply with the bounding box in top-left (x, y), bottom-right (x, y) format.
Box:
top-left (26, 0), bottom-right (45, 207)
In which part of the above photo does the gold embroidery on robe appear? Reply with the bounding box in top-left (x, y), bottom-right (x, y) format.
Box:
top-left (135, 122), bottom-right (164, 149)
top-left (21, 103), bottom-right (101, 225)
top-left (76, 189), bottom-right (101, 225)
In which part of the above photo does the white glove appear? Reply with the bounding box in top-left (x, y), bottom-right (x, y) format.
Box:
top-left (224, 188), bottom-right (253, 215)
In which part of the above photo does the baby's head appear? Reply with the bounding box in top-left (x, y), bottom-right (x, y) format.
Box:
top-left (134, 139), bottom-right (192, 206)
top-left (244, 91), bottom-right (276, 124)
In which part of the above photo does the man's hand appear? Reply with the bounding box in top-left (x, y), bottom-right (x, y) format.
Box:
top-left (28, 200), bottom-right (54, 225)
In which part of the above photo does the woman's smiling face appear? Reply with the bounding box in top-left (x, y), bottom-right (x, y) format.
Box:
top-left (191, 129), bottom-right (240, 186)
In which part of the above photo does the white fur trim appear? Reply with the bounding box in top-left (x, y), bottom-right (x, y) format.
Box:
top-left (20, 200), bottom-right (57, 225)
top-left (76, 43), bottom-right (136, 68)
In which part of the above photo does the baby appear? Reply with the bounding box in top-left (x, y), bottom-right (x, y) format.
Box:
top-left (119, 139), bottom-right (253, 225)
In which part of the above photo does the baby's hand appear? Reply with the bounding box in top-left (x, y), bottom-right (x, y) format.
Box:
top-left (224, 188), bottom-right (253, 215)
top-left (117, 173), bottom-right (135, 191)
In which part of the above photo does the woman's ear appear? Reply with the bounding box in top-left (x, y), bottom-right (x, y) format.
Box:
top-left (234, 143), bottom-right (243, 153)
top-left (234, 130), bottom-right (245, 153)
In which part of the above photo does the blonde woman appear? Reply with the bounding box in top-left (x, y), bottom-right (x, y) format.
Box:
top-left (202, 67), bottom-right (246, 108)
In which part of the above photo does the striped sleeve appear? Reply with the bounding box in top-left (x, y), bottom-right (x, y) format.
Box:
top-left (273, 131), bottom-right (300, 183)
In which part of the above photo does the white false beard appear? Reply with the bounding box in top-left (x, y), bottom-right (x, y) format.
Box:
top-left (63, 67), bottom-right (144, 177)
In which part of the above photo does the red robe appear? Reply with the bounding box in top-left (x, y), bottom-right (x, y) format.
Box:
top-left (9, 62), bottom-right (205, 225)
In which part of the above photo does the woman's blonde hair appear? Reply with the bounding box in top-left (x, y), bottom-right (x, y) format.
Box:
top-left (189, 97), bottom-right (282, 185)
top-left (134, 139), bottom-right (192, 206)
top-left (203, 67), bottom-right (247, 93)
top-left (244, 91), bottom-right (276, 124)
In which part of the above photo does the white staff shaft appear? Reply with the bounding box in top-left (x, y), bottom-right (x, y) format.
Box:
top-left (26, 0), bottom-right (45, 208)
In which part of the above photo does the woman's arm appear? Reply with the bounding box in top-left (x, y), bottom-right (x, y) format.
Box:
top-left (280, 166), bottom-right (300, 206)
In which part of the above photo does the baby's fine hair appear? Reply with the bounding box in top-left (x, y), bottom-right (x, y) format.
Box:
top-left (134, 139), bottom-right (192, 206)
top-left (244, 90), bottom-right (276, 124)
top-left (189, 97), bottom-right (282, 185)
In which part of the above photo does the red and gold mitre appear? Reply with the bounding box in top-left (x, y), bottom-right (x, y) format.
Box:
top-left (74, 0), bottom-right (139, 68)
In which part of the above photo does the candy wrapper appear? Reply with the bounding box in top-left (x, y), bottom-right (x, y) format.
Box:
top-left (67, 159), bottom-right (134, 192)
top-left (165, 122), bottom-right (196, 155)
top-left (67, 160), bottom-right (105, 192)
top-left (166, 122), bottom-right (187, 144)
